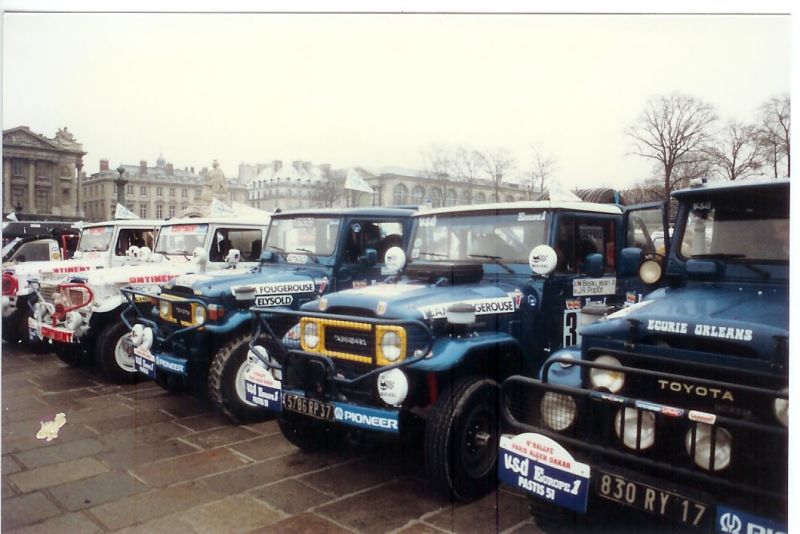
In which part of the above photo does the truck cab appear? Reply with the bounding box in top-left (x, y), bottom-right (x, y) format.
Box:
top-left (242, 197), bottom-right (667, 500)
top-left (500, 179), bottom-right (788, 533)
top-left (119, 207), bottom-right (414, 422)
top-left (2, 219), bottom-right (160, 345)
top-left (26, 216), bottom-right (268, 382)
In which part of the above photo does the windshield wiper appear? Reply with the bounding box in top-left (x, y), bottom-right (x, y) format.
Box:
top-left (294, 248), bottom-right (319, 264)
top-left (417, 251), bottom-right (448, 258)
top-left (268, 244), bottom-right (285, 252)
top-left (468, 254), bottom-right (514, 274)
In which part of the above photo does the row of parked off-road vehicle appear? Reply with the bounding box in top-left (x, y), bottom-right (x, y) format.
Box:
top-left (2, 179), bottom-right (787, 534)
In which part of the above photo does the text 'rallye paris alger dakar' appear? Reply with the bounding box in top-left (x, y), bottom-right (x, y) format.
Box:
top-left (242, 192), bottom-right (669, 500)
top-left (119, 208), bottom-right (414, 422)
top-left (499, 179), bottom-right (789, 533)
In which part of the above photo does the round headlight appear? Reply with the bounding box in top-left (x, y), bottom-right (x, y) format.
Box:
top-left (303, 321), bottom-right (319, 349)
top-left (380, 331), bottom-right (402, 362)
top-left (774, 389), bottom-right (788, 427)
top-left (589, 355), bottom-right (625, 393)
top-left (194, 306), bottom-right (206, 326)
top-left (615, 408), bottom-right (655, 450)
top-left (639, 258), bottom-right (663, 285)
top-left (686, 424), bottom-right (731, 471)
top-left (540, 392), bottom-right (577, 432)
top-left (159, 300), bottom-right (170, 318)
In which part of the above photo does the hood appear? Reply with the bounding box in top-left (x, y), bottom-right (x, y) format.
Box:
top-left (5, 257), bottom-right (105, 278)
top-left (170, 264), bottom-right (328, 298)
top-left (69, 258), bottom-right (196, 287)
top-left (310, 280), bottom-right (523, 321)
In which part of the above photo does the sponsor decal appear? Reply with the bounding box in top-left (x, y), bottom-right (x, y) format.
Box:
top-left (688, 410), bottom-right (717, 425)
top-left (511, 289), bottom-right (523, 309)
top-left (352, 280), bottom-right (368, 289)
top-left (376, 301), bottom-right (388, 316)
top-left (518, 211), bottom-right (546, 222)
top-left (41, 325), bottom-right (73, 343)
top-left (52, 265), bottom-right (92, 274)
top-left (418, 216), bottom-right (437, 228)
top-left (244, 366), bottom-right (282, 411)
top-left (333, 403), bottom-right (399, 433)
top-left (527, 295), bottom-right (537, 307)
top-left (348, 283), bottom-right (424, 297)
top-left (318, 276), bottom-right (329, 294)
top-left (693, 202), bottom-right (712, 210)
top-left (589, 391), bottom-right (625, 404)
top-left (318, 297), bottom-right (328, 311)
top-left (634, 400), bottom-right (664, 413)
top-left (155, 355), bottom-right (188, 375)
top-left (647, 319), bottom-right (689, 334)
top-left (625, 291), bottom-right (638, 305)
top-left (660, 406), bottom-right (685, 418)
top-left (632, 400), bottom-right (684, 417)
top-left (565, 298), bottom-right (582, 310)
top-left (134, 347), bottom-right (155, 378)
top-left (332, 334), bottom-right (367, 347)
top-left (498, 433), bottom-right (590, 513)
top-left (286, 254), bottom-right (307, 264)
top-left (88, 226), bottom-right (113, 234)
top-left (162, 224), bottom-right (207, 234)
top-left (418, 296), bottom-right (515, 320)
top-left (128, 274), bottom-right (176, 284)
top-left (292, 218), bottom-right (314, 228)
top-left (351, 223), bottom-right (362, 233)
top-left (658, 380), bottom-right (734, 402)
top-left (693, 323), bottom-right (752, 341)
top-left (255, 295), bottom-right (293, 307)
top-left (716, 505), bottom-right (786, 534)
top-left (233, 281), bottom-right (315, 295)
top-left (572, 278), bottom-right (616, 296)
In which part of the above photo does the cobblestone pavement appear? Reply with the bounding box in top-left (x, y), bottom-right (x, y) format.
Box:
top-left (1, 342), bottom-right (543, 533)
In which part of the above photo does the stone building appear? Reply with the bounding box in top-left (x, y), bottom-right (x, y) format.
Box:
top-left (81, 156), bottom-right (247, 222)
top-left (2, 126), bottom-right (86, 219)
top-left (247, 160), bottom-right (334, 211)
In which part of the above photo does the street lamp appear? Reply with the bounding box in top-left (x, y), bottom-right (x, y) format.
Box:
top-left (116, 166), bottom-right (127, 206)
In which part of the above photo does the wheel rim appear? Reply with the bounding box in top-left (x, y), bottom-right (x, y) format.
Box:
top-left (114, 334), bottom-right (136, 373)
top-left (460, 403), bottom-right (497, 478)
top-left (233, 356), bottom-right (258, 407)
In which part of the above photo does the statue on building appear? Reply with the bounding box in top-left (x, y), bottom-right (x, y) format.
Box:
top-left (201, 160), bottom-right (229, 201)
top-left (54, 126), bottom-right (82, 150)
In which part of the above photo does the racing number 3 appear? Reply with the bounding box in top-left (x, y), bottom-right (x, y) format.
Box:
top-left (563, 311), bottom-right (578, 346)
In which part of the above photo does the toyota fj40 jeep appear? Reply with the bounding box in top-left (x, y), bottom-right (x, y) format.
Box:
top-left (119, 208), bottom-right (414, 422)
top-left (2, 219), bottom-right (160, 345)
top-left (26, 216), bottom-right (268, 382)
top-left (242, 197), bottom-right (667, 500)
top-left (500, 179), bottom-right (788, 533)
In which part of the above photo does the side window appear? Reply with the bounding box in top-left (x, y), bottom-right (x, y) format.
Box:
top-left (626, 207), bottom-right (665, 255)
top-left (343, 220), bottom-right (405, 264)
top-left (115, 229), bottom-right (151, 256)
top-left (556, 217), bottom-right (616, 274)
top-left (210, 228), bottom-right (263, 262)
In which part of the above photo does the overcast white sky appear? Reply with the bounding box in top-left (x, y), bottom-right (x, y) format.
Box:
top-left (0, 8), bottom-right (792, 190)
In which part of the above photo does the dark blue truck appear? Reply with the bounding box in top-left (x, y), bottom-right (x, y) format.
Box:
top-left (120, 208), bottom-right (414, 421)
top-left (500, 179), bottom-right (788, 533)
top-left (239, 197), bottom-right (668, 500)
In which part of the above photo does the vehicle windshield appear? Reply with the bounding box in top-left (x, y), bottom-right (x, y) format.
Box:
top-left (77, 226), bottom-right (114, 252)
top-left (154, 223), bottom-right (209, 255)
top-left (266, 216), bottom-right (341, 256)
top-left (679, 192), bottom-right (789, 262)
top-left (2, 237), bottom-right (21, 258)
top-left (410, 210), bottom-right (547, 263)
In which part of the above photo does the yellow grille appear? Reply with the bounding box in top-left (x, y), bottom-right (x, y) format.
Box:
top-left (158, 294), bottom-right (196, 326)
top-left (375, 325), bottom-right (407, 366)
top-left (299, 317), bottom-right (373, 364)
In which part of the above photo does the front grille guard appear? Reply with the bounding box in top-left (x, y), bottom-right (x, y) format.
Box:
top-left (120, 286), bottom-right (210, 345)
top-left (26, 280), bottom-right (93, 326)
top-left (501, 358), bottom-right (788, 504)
top-left (248, 307), bottom-right (434, 391)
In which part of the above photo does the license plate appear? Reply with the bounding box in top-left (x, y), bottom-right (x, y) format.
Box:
top-left (133, 346), bottom-right (155, 378)
top-left (283, 393), bottom-right (334, 421)
top-left (595, 471), bottom-right (709, 528)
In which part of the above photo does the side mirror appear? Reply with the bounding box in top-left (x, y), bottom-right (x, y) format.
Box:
top-left (359, 248), bottom-right (377, 266)
top-left (619, 247), bottom-right (643, 277)
top-left (582, 253), bottom-right (604, 278)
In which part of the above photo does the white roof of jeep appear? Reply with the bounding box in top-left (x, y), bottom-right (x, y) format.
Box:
top-left (80, 219), bottom-right (164, 229)
top-left (416, 200), bottom-right (623, 217)
top-left (158, 215), bottom-right (269, 227)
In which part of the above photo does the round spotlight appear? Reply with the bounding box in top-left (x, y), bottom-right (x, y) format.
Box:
top-left (686, 424), bottom-right (731, 471)
top-left (589, 355), bottom-right (625, 393)
top-left (540, 392), bottom-right (577, 432)
top-left (615, 407), bottom-right (656, 450)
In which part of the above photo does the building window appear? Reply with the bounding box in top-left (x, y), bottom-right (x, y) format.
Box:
top-left (168, 205), bottom-right (176, 218)
top-left (157, 186), bottom-right (163, 196)
top-left (12, 160), bottom-right (23, 176)
top-left (140, 185), bottom-right (147, 195)
top-left (139, 204), bottom-right (148, 218)
top-left (412, 185), bottom-right (425, 204)
top-left (169, 187), bottom-right (175, 197)
top-left (194, 188), bottom-right (201, 198)
top-left (35, 189), bottom-right (50, 213)
top-left (430, 187), bottom-right (443, 208)
top-left (392, 183), bottom-right (408, 206)
top-left (36, 162), bottom-right (49, 178)
top-left (127, 185), bottom-right (134, 194)
top-left (182, 188), bottom-right (188, 198)
top-left (181, 204), bottom-right (187, 212)
top-left (446, 189), bottom-right (458, 207)
top-left (156, 204), bottom-right (163, 218)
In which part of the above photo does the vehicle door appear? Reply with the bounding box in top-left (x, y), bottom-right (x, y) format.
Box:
top-left (619, 202), bottom-right (669, 305)
top-left (207, 226), bottom-right (265, 268)
top-left (335, 219), bottom-right (407, 290)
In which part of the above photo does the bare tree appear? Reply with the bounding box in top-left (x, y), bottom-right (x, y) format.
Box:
top-left (622, 177), bottom-right (664, 204)
top-left (478, 148), bottom-right (515, 201)
top-left (756, 94), bottom-right (790, 178)
top-left (310, 169), bottom-right (346, 208)
top-left (525, 145), bottom-right (556, 199)
top-left (420, 146), bottom-right (452, 208)
top-left (627, 93), bottom-right (718, 202)
top-left (704, 121), bottom-right (763, 181)
top-left (450, 146), bottom-right (483, 205)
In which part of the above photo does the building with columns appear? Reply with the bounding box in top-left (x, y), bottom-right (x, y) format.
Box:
top-left (81, 156), bottom-right (247, 222)
top-left (2, 126), bottom-right (86, 219)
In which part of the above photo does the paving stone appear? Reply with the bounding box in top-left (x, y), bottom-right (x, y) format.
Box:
top-left (181, 425), bottom-right (260, 450)
top-left (2, 402), bottom-right (60, 424)
top-left (3, 477), bottom-right (18, 499)
top-left (250, 479), bottom-right (332, 515)
top-left (132, 447), bottom-right (250, 487)
top-left (1, 393), bottom-right (47, 411)
top-left (63, 403), bottom-right (134, 426)
top-left (425, 489), bottom-right (532, 533)
top-left (9, 457), bottom-right (109, 493)
top-left (9, 511), bottom-right (103, 534)
top-left (200, 452), bottom-right (331, 494)
top-left (250, 512), bottom-right (354, 534)
top-left (32, 372), bottom-right (102, 392)
top-left (88, 481), bottom-right (221, 530)
top-left (99, 421), bottom-right (192, 448)
top-left (2, 454), bottom-right (23, 475)
top-left (502, 520), bottom-right (545, 533)
top-left (97, 438), bottom-right (199, 470)
top-left (86, 407), bottom-right (173, 435)
top-left (119, 385), bottom-right (174, 401)
top-left (240, 418), bottom-right (279, 435)
top-left (394, 521), bottom-right (451, 533)
top-left (48, 470), bottom-right (148, 511)
top-left (115, 514), bottom-right (199, 534)
top-left (300, 456), bottom-right (407, 497)
top-left (132, 395), bottom-right (214, 418)
top-left (317, 478), bottom-right (443, 533)
top-left (13, 437), bottom-right (107, 469)
top-left (180, 495), bottom-right (284, 534)
top-left (1, 492), bottom-right (61, 530)
top-left (177, 412), bottom-right (235, 432)
top-left (227, 433), bottom-right (299, 462)
top-left (2, 422), bottom-right (97, 454)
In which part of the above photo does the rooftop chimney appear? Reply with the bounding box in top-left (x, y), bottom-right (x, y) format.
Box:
top-left (273, 160), bottom-right (282, 172)
top-left (166, 163), bottom-right (174, 176)
top-left (139, 160), bottom-right (147, 175)
top-left (99, 159), bottom-right (109, 171)
top-left (292, 160), bottom-right (302, 171)
top-left (303, 161), bottom-right (312, 173)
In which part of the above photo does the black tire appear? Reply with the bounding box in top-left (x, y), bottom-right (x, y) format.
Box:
top-left (528, 495), bottom-right (580, 533)
top-left (2, 306), bottom-right (30, 345)
top-left (208, 333), bottom-right (272, 424)
top-left (96, 320), bottom-right (139, 384)
top-left (277, 411), bottom-right (342, 452)
top-left (54, 344), bottom-right (87, 366)
top-left (424, 376), bottom-right (500, 501)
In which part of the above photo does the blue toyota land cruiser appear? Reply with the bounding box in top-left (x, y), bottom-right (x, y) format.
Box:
top-left (500, 179), bottom-right (788, 533)
top-left (240, 195), bottom-right (668, 500)
top-left (120, 208), bottom-right (414, 421)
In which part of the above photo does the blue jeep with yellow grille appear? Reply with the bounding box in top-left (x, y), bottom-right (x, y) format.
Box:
top-left (238, 196), bottom-right (668, 500)
top-left (500, 179), bottom-right (788, 533)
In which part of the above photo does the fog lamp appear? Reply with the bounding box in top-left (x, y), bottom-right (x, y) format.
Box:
top-left (377, 368), bottom-right (408, 406)
top-left (540, 392), bottom-right (577, 432)
top-left (589, 355), bottom-right (625, 393)
top-left (686, 424), bottom-right (731, 471)
top-left (774, 389), bottom-right (788, 427)
top-left (615, 407), bottom-right (655, 450)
